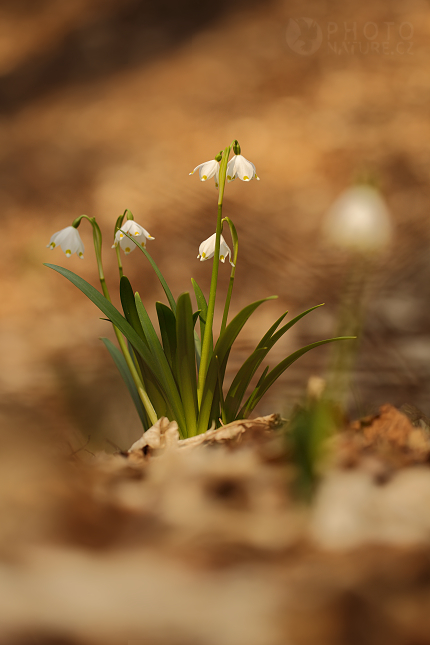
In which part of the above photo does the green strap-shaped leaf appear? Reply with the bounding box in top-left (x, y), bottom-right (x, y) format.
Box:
top-left (256, 311), bottom-right (289, 348)
top-left (255, 365), bottom-right (269, 389)
top-left (176, 292), bottom-right (198, 436)
top-left (142, 368), bottom-right (169, 419)
top-left (156, 301), bottom-right (177, 376)
top-left (121, 231), bottom-right (176, 313)
top-left (215, 355), bottom-right (227, 424)
top-left (101, 337), bottom-right (148, 430)
top-left (45, 263), bottom-right (178, 431)
top-left (223, 311), bottom-right (289, 421)
top-left (194, 332), bottom-right (202, 372)
top-left (223, 347), bottom-right (268, 423)
top-left (120, 276), bottom-right (147, 343)
top-left (239, 336), bottom-right (355, 418)
top-left (224, 305), bottom-right (324, 422)
top-left (134, 293), bottom-right (187, 437)
top-left (196, 296), bottom-right (277, 434)
top-left (130, 342), bottom-right (170, 420)
top-left (191, 278), bottom-right (212, 355)
top-left (192, 312), bottom-right (202, 371)
top-left (45, 264), bottom-right (165, 382)
top-left (192, 311), bottom-right (201, 328)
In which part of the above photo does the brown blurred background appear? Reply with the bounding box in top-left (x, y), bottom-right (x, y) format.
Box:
top-left (0, 0), bottom-right (429, 450)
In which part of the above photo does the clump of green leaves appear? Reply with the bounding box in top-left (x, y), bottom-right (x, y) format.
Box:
top-left (45, 140), bottom-right (352, 439)
top-left (287, 397), bottom-right (337, 501)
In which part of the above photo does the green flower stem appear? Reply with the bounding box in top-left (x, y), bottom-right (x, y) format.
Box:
top-left (197, 143), bottom-right (231, 405)
top-left (113, 210), bottom-right (127, 279)
top-left (220, 259), bottom-right (235, 336)
top-left (73, 215), bottom-right (157, 426)
top-left (220, 216), bottom-right (239, 335)
top-left (114, 330), bottom-right (157, 426)
top-left (325, 253), bottom-right (371, 411)
top-left (115, 244), bottom-right (124, 279)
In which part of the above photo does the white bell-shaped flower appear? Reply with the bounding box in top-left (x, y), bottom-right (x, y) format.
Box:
top-left (47, 226), bottom-right (84, 259)
top-left (197, 233), bottom-right (234, 265)
top-left (324, 185), bottom-right (392, 253)
top-left (112, 220), bottom-right (154, 255)
top-left (189, 159), bottom-right (220, 188)
top-left (227, 154), bottom-right (259, 182)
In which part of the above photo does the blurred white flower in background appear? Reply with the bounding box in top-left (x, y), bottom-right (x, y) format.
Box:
top-left (324, 185), bottom-right (392, 253)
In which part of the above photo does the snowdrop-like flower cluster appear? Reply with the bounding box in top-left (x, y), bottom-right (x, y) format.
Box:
top-left (47, 226), bottom-right (84, 259)
top-left (197, 233), bottom-right (234, 266)
top-left (112, 220), bottom-right (155, 255)
top-left (190, 144), bottom-right (259, 187)
top-left (324, 185), bottom-right (392, 253)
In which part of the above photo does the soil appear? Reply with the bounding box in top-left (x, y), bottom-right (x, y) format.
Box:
top-left (2, 406), bottom-right (430, 644)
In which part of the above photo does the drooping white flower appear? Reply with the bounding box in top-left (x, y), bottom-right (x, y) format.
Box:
top-left (324, 185), bottom-right (392, 253)
top-left (197, 233), bottom-right (234, 265)
top-left (47, 226), bottom-right (84, 259)
top-left (112, 220), bottom-right (154, 255)
top-left (189, 159), bottom-right (220, 188)
top-left (227, 154), bottom-right (259, 182)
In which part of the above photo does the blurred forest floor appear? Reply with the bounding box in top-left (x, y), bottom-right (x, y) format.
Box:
top-left (0, 0), bottom-right (430, 450)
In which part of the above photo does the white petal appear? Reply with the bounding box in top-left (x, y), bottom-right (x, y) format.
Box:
top-left (198, 233), bottom-right (216, 260)
top-left (120, 220), bottom-right (131, 232)
top-left (219, 237), bottom-right (232, 263)
top-left (234, 155), bottom-right (255, 181)
top-left (190, 160), bottom-right (220, 183)
top-left (227, 157), bottom-right (237, 182)
top-left (119, 236), bottom-right (138, 254)
top-left (189, 162), bottom-right (205, 176)
top-left (127, 221), bottom-right (144, 237)
top-left (49, 226), bottom-right (73, 246)
top-left (48, 226), bottom-right (84, 258)
top-left (251, 161), bottom-right (260, 180)
top-left (198, 160), bottom-right (218, 182)
top-left (117, 220), bottom-right (154, 253)
top-left (198, 233), bottom-right (232, 263)
top-left (130, 221), bottom-right (153, 238)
